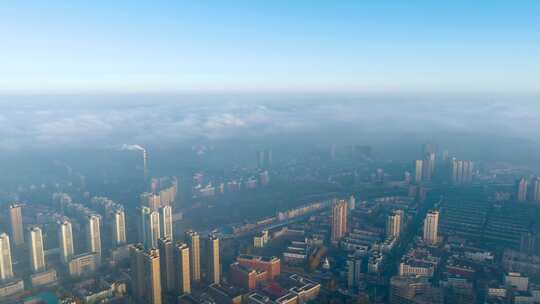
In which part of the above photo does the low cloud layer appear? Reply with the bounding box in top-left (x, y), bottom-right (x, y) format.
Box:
top-left (0, 93), bottom-right (538, 151)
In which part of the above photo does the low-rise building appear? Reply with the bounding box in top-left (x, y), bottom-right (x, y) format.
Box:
top-left (68, 253), bottom-right (99, 277)
top-left (505, 272), bottom-right (529, 292)
top-left (30, 268), bottom-right (58, 287)
top-left (0, 279), bottom-right (24, 299)
top-left (230, 263), bottom-right (267, 290)
top-left (237, 255), bottom-right (280, 280)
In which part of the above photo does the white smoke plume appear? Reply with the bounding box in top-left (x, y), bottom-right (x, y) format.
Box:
top-left (120, 144), bottom-right (145, 152)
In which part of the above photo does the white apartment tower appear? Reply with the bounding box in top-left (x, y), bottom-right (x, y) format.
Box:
top-left (59, 220), bottom-right (74, 263)
top-left (0, 233), bottom-right (14, 281)
top-left (423, 210), bottom-right (439, 245)
top-left (28, 226), bottom-right (46, 273)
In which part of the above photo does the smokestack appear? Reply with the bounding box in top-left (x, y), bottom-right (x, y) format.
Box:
top-left (121, 144), bottom-right (148, 180)
top-left (143, 149), bottom-right (148, 180)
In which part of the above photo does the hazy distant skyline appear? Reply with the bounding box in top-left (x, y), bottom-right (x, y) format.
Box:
top-left (2, 1), bottom-right (540, 94)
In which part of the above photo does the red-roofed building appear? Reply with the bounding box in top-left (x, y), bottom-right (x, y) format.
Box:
top-left (237, 255), bottom-right (281, 280)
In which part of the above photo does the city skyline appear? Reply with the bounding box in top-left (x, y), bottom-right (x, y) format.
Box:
top-left (1, 2), bottom-right (540, 303)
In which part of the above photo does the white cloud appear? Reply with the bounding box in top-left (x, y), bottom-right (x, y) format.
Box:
top-left (0, 94), bottom-right (538, 150)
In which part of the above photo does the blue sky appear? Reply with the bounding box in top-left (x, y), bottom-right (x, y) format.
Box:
top-left (1, 1), bottom-right (539, 94)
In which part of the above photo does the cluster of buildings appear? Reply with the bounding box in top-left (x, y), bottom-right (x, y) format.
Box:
top-left (0, 199), bottom-right (110, 298)
top-left (192, 170), bottom-right (270, 199)
top-left (515, 176), bottom-right (540, 202)
top-left (413, 144), bottom-right (474, 185)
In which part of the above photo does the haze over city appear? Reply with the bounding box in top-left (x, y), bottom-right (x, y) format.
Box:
top-left (1, 2), bottom-right (540, 304)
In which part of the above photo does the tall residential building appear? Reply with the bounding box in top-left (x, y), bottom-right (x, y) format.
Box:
top-left (422, 143), bottom-right (435, 155)
top-left (157, 238), bottom-right (175, 293)
top-left (0, 233), bottom-right (14, 281)
top-left (517, 177), bottom-right (528, 202)
top-left (112, 209), bottom-right (127, 246)
top-left (414, 160), bottom-right (423, 183)
top-left (533, 178), bottom-right (540, 202)
top-left (141, 207), bottom-right (161, 249)
top-left (422, 152), bottom-right (435, 181)
top-left (423, 211), bottom-right (439, 245)
top-left (257, 149), bottom-right (272, 168)
top-left (185, 230), bottom-right (201, 283)
top-left (140, 192), bottom-right (161, 210)
top-left (28, 226), bottom-right (45, 273)
top-left (130, 245), bottom-right (145, 300)
top-left (450, 159), bottom-right (474, 184)
top-left (347, 253), bottom-right (363, 291)
top-left (206, 235), bottom-right (221, 285)
top-left (58, 220), bottom-right (74, 264)
top-left (87, 215), bottom-right (102, 259)
top-left (462, 160), bottom-right (473, 183)
top-left (175, 243), bottom-right (191, 294)
top-left (157, 177), bottom-right (178, 207)
top-left (159, 205), bottom-right (173, 241)
top-left (331, 199), bottom-right (348, 244)
top-left (9, 204), bottom-right (24, 246)
top-left (386, 211), bottom-right (402, 239)
top-left (130, 244), bottom-right (162, 304)
top-left (396, 209), bottom-right (405, 227)
top-left (348, 195), bottom-right (356, 211)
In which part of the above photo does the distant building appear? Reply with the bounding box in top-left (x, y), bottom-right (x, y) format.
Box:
top-left (157, 177), bottom-right (178, 206)
top-left (141, 207), bottom-right (160, 249)
top-left (415, 160), bottom-right (423, 183)
top-left (185, 230), bottom-right (201, 283)
top-left (387, 211), bottom-right (402, 239)
top-left (140, 192), bottom-right (161, 210)
top-left (259, 171), bottom-right (270, 186)
top-left (0, 233), bottom-right (14, 281)
top-left (505, 272), bottom-right (528, 292)
top-left (532, 178), bottom-right (540, 201)
top-left (253, 230), bottom-right (269, 248)
top-left (9, 204), bottom-right (24, 246)
top-left (349, 195), bottom-right (356, 211)
top-left (87, 214), bottom-right (102, 260)
top-left (517, 177), bottom-right (528, 202)
top-left (206, 235), bottom-right (221, 285)
top-left (404, 171), bottom-right (412, 184)
top-left (159, 205), bottom-right (173, 241)
top-left (28, 226), bottom-right (45, 273)
top-left (58, 220), bottom-right (74, 264)
top-left (376, 168), bottom-right (384, 182)
top-left (423, 210), bottom-right (439, 245)
top-left (520, 232), bottom-right (540, 255)
top-left (423, 152), bottom-right (435, 181)
top-left (399, 261), bottom-right (435, 277)
top-left (347, 253), bottom-right (363, 291)
top-left (331, 199), bottom-right (348, 245)
top-left (257, 149), bottom-right (272, 169)
top-left (112, 209), bottom-right (127, 246)
top-left (451, 159), bottom-right (474, 184)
